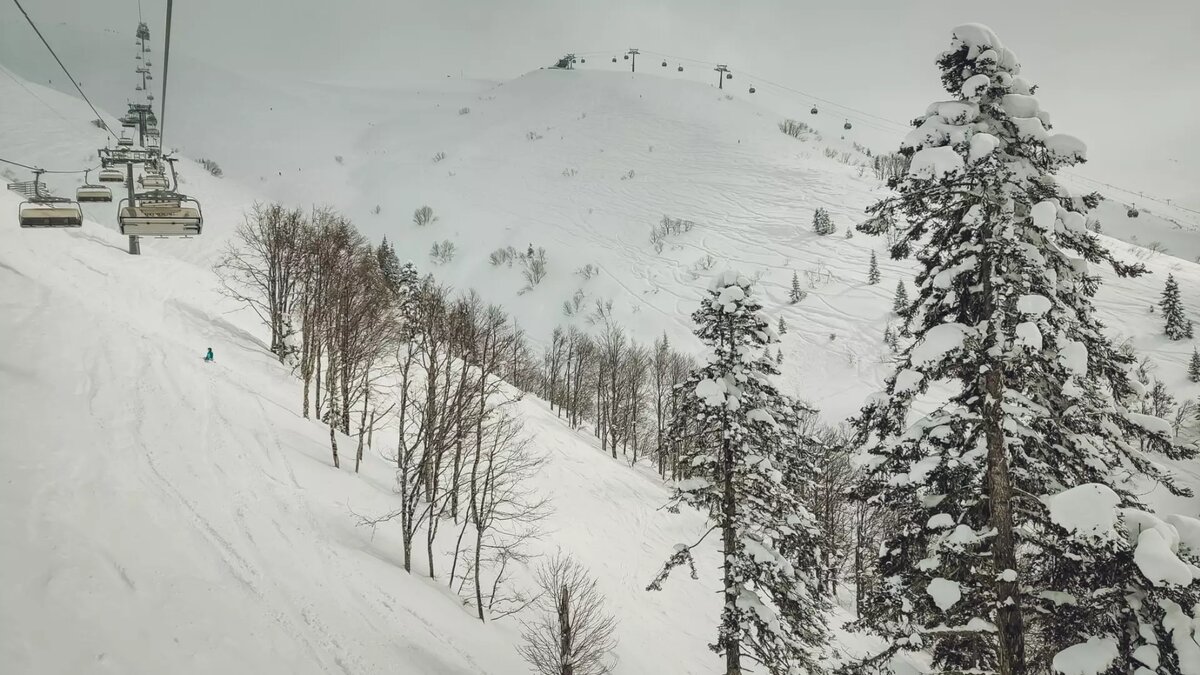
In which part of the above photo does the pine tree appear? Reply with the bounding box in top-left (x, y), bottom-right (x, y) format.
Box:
top-left (1160, 273), bottom-right (1193, 340)
top-left (649, 272), bottom-right (826, 675)
top-left (882, 325), bottom-right (897, 352)
top-left (850, 24), bottom-right (1198, 675)
top-left (867, 251), bottom-right (880, 285)
top-left (778, 316), bottom-right (788, 335)
top-left (376, 237), bottom-right (402, 293)
top-left (775, 347), bottom-right (784, 364)
top-left (789, 271), bottom-right (806, 304)
top-left (812, 208), bottom-right (835, 235)
top-left (892, 280), bottom-right (909, 316)
top-left (1190, 349), bottom-right (1200, 383)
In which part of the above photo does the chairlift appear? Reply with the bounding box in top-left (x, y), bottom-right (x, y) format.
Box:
top-left (117, 136), bottom-right (134, 147)
top-left (136, 84), bottom-right (144, 91)
top-left (611, 57), bottom-right (617, 63)
top-left (662, 60), bottom-right (667, 67)
top-left (623, 54), bottom-right (629, 60)
top-left (142, 174), bottom-right (169, 190)
top-left (1128, 206), bottom-right (1140, 218)
top-left (843, 120), bottom-right (852, 130)
top-left (810, 105), bottom-right (818, 115)
top-left (121, 115), bottom-right (137, 127)
top-left (16, 171), bottom-right (83, 228)
top-left (118, 194), bottom-right (203, 237)
top-left (748, 86), bottom-right (756, 94)
top-left (677, 65), bottom-right (683, 72)
top-left (98, 167), bottom-right (125, 183)
top-left (76, 172), bottom-right (113, 202)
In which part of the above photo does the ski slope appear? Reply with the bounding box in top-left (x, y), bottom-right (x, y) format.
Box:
top-left (3, 31), bottom-right (1200, 674)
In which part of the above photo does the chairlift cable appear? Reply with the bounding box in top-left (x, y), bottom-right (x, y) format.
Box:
top-left (0, 156), bottom-right (96, 174)
top-left (8, 0), bottom-right (119, 139)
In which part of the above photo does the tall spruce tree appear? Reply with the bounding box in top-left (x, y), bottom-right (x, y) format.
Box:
top-left (849, 24), bottom-right (1199, 675)
top-left (868, 251), bottom-right (881, 285)
top-left (1160, 273), bottom-right (1193, 340)
top-left (649, 271), bottom-right (826, 675)
top-left (1190, 348), bottom-right (1200, 383)
top-left (813, 208), bottom-right (835, 235)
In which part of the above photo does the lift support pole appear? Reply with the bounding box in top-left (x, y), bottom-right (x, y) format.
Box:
top-left (126, 161), bottom-right (139, 255)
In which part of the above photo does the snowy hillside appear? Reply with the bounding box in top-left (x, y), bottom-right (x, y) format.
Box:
top-left (5, 22), bottom-right (1200, 674)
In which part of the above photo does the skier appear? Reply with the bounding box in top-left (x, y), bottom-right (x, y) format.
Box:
top-left (204, 347), bottom-right (214, 362)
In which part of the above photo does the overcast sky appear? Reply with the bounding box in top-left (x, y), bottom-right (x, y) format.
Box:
top-left (9, 0), bottom-right (1200, 210)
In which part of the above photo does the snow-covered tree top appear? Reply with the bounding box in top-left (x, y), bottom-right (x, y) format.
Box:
top-left (946, 23), bottom-right (1019, 74)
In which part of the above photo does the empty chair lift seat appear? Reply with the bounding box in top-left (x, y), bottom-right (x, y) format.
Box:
top-left (20, 202), bottom-right (83, 228)
top-left (76, 185), bottom-right (113, 202)
top-left (98, 169), bottom-right (125, 183)
top-left (119, 199), bottom-right (202, 236)
top-left (142, 175), bottom-right (169, 190)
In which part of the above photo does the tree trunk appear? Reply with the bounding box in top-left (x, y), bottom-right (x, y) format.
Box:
top-left (559, 585), bottom-right (574, 675)
top-left (985, 368), bottom-right (1026, 675)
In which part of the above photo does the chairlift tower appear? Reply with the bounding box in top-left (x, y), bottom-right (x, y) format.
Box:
top-left (626, 48), bottom-right (639, 73)
top-left (714, 64), bottom-right (730, 90)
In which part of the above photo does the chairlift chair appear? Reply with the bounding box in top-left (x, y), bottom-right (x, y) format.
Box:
top-left (623, 54), bottom-right (629, 60)
top-left (1128, 206), bottom-right (1140, 218)
top-left (19, 200), bottom-right (83, 228)
top-left (142, 174), bottom-right (169, 190)
top-left (121, 115), bottom-right (137, 127)
top-left (98, 168), bottom-right (125, 183)
top-left (611, 57), bottom-right (617, 63)
top-left (117, 136), bottom-right (134, 147)
top-left (76, 172), bottom-right (113, 202)
top-left (15, 172), bottom-right (83, 228)
top-left (118, 194), bottom-right (203, 237)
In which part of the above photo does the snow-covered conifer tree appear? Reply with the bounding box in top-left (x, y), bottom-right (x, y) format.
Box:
top-left (892, 280), bottom-right (909, 317)
top-left (789, 271), bottom-right (806, 304)
top-left (649, 272), bottom-right (826, 675)
top-left (1160, 273), bottom-right (1193, 340)
top-left (867, 251), bottom-right (881, 285)
top-left (778, 316), bottom-right (788, 335)
top-left (850, 24), bottom-right (1199, 675)
top-left (1190, 348), bottom-right (1200, 383)
top-left (812, 208), bottom-right (835, 235)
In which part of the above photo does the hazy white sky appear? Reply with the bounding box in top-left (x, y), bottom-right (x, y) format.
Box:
top-left (7, 0), bottom-right (1199, 209)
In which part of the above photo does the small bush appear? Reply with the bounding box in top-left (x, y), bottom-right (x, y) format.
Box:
top-left (562, 168), bottom-right (578, 177)
top-left (522, 247), bottom-right (548, 288)
top-left (430, 240), bottom-right (456, 264)
top-left (490, 246), bottom-right (518, 267)
top-left (526, 131), bottom-right (543, 141)
top-left (823, 147), bottom-right (839, 159)
top-left (575, 264), bottom-right (599, 280)
top-left (432, 151), bottom-right (447, 163)
top-left (413, 206), bottom-right (437, 227)
top-left (649, 215), bottom-right (697, 253)
top-left (197, 158), bottom-right (223, 178)
top-left (334, 155), bottom-right (344, 165)
top-left (371, 205), bottom-right (381, 215)
top-left (458, 107), bottom-right (470, 115)
top-left (619, 169), bottom-right (635, 181)
top-left (562, 289), bottom-right (586, 317)
top-left (778, 119), bottom-right (812, 140)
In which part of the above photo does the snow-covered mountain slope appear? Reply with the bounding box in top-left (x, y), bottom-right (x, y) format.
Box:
top-left (4, 33), bottom-right (1200, 675)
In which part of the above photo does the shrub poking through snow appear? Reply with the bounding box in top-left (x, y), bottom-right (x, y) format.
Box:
top-left (649, 215), bottom-right (696, 253)
top-left (197, 158), bottom-right (223, 177)
top-left (849, 23), bottom-right (1198, 675)
top-left (778, 118), bottom-right (812, 140)
top-left (432, 151), bottom-right (446, 163)
top-left (412, 206), bottom-right (437, 227)
top-left (429, 240), bottom-right (455, 264)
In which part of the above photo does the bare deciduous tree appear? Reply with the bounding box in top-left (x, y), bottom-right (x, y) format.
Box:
top-left (518, 553), bottom-right (618, 675)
